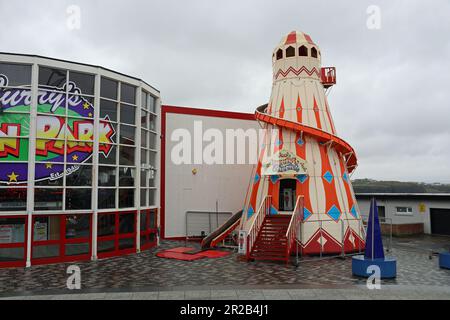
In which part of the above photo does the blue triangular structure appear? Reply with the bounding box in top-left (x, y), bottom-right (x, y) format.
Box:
top-left (364, 198), bottom-right (385, 260)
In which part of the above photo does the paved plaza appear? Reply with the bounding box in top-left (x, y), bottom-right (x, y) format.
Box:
top-left (0, 235), bottom-right (449, 299)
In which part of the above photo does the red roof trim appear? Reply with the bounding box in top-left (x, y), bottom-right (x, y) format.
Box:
top-left (162, 105), bottom-right (255, 121)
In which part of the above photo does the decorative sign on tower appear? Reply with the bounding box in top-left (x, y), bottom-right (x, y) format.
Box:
top-left (241, 31), bottom-right (364, 255)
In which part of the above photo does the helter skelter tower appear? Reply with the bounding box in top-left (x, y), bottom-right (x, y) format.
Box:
top-left (241, 31), bottom-right (365, 257)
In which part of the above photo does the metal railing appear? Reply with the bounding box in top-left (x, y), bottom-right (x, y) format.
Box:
top-left (185, 210), bottom-right (232, 244)
top-left (246, 195), bottom-right (271, 259)
top-left (297, 217), bottom-right (365, 259)
top-left (294, 214), bottom-right (393, 262)
top-left (285, 196), bottom-right (304, 262)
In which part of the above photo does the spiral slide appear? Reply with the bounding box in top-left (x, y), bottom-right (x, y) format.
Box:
top-left (255, 104), bottom-right (358, 173)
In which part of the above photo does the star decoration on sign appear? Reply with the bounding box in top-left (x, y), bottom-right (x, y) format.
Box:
top-left (83, 102), bottom-right (90, 110)
top-left (45, 163), bottom-right (53, 169)
top-left (72, 155), bottom-right (79, 161)
top-left (88, 112), bottom-right (93, 117)
top-left (7, 172), bottom-right (19, 182)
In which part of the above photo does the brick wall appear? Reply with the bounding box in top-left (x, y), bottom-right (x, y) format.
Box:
top-left (381, 223), bottom-right (424, 236)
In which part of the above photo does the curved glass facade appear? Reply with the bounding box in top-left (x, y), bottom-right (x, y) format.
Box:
top-left (0, 53), bottom-right (160, 267)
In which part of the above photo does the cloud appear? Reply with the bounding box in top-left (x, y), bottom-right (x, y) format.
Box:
top-left (1, 0), bottom-right (449, 182)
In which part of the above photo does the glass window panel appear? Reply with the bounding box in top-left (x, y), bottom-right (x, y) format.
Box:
top-left (65, 188), bottom-right (92, 210)
top-left (68, 71), bottom-right (94, 96)
top-left (100, 99), bottom-right (117, 122)
top-left (120, 83), bottom-right (136, 104)
top-left (100, 77), bottom-right (118, 100)
top-left (65, 214), bottom-right (90, 239)
top-left (118, 167), bottom-right (135, 186)
top-left (34, 162), bottom-right (63, 186)
top-left (65, 243), bottom-right (89, 256)
top-left (141, 91), bottom-right (148, 108)
top-left (149, 189), bottom-right (156, 206)
top-left (0, 217), bottom-right (26, 243)
top-left (98, 189), bottom-right (116, 209)
top-left (36, 90), bottom-right (66, 114)
top-left (65, 165), bottom-right (92, 186)
top-left (0, 247), bottom-right (24, 262)
top-left (140, 189), bottom-right (147, 206)
top-left (33, 216), bottom-right (61, 241)
top-left (141, 149), bottom-right (147, 165)
top-left (98, 166), bottom-right (116, 186)
top-left (39, 67), bottom-right (67, 88)
top-left (0, 88), bottom-right (31, 112)
top-left (34, 188), bottom-right (63, 210)
top-left (147, 95), bottom-right (155, 113)
top-left (32, 244), bottom-right (59, 259)
top-left (149, 170), bottom-right (156, 187)
top-left (119, 124), bottom-right (135, 145)
top-left (149, 152), bottom-right (156, 167)
top-left (119, 188), bottom-right (134, 208)
top-left (119, 213), bottom-right (135, 234)
top-left (98, 214), bottom-right (115, 237)
top-left (120, 104), bottom-right (136, 125)
top-left (149, 114), bottom-right (156, 131)
top-left (141, 129), bottom-right (148, 148)
top-left (0, 63), bottom-right (32, 86)
top-left (66, 149), bottom-right (92, 164)
top-left (0, 114), bottom-right (30, 136)
top-left (149, 132), bottom-right (157, 149)
top-left (68, 96), bottom-right (94, 118)
top-left (0, 188), bottom-right (27, 211)
top-left (99, 144), bottom-right (116, 165)
top-left (119, 146), bottom-right (135, 165)
top-left (35, 139), bottom-right (64, 163)
top-left (98, 240), bottom-right (115, 253)
top-left (141, 110), bottom-right (148, 129)
top-left (0, 138), bottom-right (29, 162)
top-left (140, 170), bottom-right (147, 187)
top-left (36, 116), bottom-right (65, 138)
top-left (119, 238), bottom-right (134, 250)
top-left (100, 121), bottom-right (117, 145)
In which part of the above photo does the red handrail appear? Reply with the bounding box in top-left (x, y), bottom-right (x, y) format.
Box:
top-left (285, 196), bottom-right (304, 262)
top-left (246, 195), bottom-right (271, 259)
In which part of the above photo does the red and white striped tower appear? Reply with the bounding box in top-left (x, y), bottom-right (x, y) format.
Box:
top-left (241, 31), bottom-right (365, 255)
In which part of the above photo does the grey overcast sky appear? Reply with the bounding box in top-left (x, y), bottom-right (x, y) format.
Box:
top-left (1, 0), bottom-right (449, 183)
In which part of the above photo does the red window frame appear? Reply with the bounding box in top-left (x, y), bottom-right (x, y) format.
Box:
top-left (97, 211), bottom-right (137, 259)
top-left (31, 213), bottom-right (92, 265)
top-left (140, 208), bottom-right (158, 251)
top-left (0, 215), bottom-right (28, 268)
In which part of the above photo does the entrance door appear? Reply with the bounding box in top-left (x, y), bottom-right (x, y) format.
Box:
top-left (430, 208), bottom-right (450, 235)
top-left (279, 179), bottom-right (296, 212)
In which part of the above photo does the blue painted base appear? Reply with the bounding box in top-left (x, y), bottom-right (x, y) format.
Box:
top-left (352, 255), bottom-right (397, 278)
top-left (439, 252), bottom-right (450, 270)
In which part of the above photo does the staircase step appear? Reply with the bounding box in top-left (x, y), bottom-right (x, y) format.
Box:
top-left (254, 244), bottom-right (287, 248)
top-left (250, 255), bottom-right (288, 261)
top-left (251, 251), bottom-right (286, 256)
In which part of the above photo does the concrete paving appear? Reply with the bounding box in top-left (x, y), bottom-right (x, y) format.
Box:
top-left (0, 235), bottom-right (449, 300)
top-left (2, 286), bottom-right (450, 300)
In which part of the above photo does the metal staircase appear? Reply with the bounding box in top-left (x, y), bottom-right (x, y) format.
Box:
top-left (250, 215), bottom-right (291, 261)
top-left (247, 196), bottom-right (304, 264)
